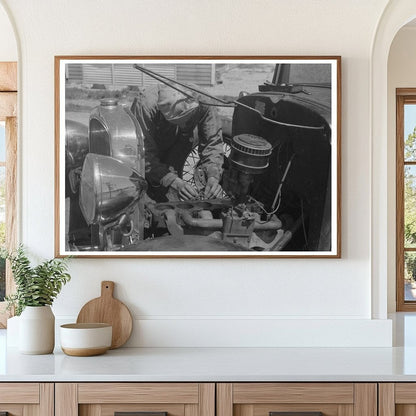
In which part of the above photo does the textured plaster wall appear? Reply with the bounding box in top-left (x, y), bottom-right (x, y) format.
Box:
top-left (0, 4), bottom-right (16, 61)
top-left (0, 0), bottom-right (394, 346)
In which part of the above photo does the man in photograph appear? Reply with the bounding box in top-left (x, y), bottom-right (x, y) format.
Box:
top-left (131, 84), bottom-right (224, 202)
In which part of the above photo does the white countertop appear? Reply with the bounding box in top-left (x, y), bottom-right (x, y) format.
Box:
top-left (3, 313), bottom-right (416, 382)
top-left (2, 345), bottom-right (416, 382)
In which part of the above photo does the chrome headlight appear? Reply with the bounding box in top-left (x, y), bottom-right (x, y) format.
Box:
top-left (65, 119), bottom-right (89, 170)
top-left (79, 153), bottom-right (147, 225)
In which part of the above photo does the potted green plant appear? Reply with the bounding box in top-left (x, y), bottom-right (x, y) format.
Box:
top-left (4, 246), bottom-right (71, 354)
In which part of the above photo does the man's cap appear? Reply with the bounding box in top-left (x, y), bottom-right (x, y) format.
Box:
top-left (157, 86), bottom-right (199, 125)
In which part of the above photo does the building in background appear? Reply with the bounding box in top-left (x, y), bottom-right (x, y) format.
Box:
top-left (66, 63), bottom-right (216, 88)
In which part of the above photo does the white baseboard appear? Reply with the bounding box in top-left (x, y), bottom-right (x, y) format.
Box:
top-left (54, 316), bottom-right (392, 348)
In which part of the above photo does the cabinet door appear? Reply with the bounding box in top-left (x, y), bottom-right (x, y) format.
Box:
top-left (217, 383), bottom-right (377, 416)
top-left (379, 383), bottom-right (416, 416)
top-left (0, 383), bottom-right (53, 416)
top-left (55, 383), bottom-right (215, 416)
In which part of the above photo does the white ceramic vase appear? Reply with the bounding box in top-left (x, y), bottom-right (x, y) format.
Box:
top-left (19, 306), bottom-right (55, 354)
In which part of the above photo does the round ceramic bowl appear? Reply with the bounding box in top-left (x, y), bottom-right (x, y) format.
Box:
top-left (60, 323), bottom-right (112, 357)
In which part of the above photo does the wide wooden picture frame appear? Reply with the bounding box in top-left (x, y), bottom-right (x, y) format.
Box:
top-left (55, 56), bottom-right (341, 258)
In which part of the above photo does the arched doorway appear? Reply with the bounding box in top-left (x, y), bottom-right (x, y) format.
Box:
top-left (0, 0), bottom-right (18, 327)
top-left (371, 1), bottom-right (416, 318)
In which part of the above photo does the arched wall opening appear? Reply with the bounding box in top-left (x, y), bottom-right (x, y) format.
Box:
top-left (0, 0), bottom-right (18, 327)
top-left (372, 1), bottom-right (416, 318)
top-left (387, 20), bottom-right (416, 313)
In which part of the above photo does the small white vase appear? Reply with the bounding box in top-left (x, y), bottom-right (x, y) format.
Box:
top-left (19, 306), bottom-right (55, 354)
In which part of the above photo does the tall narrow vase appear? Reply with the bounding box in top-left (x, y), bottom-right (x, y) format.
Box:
top-left (19, 306), bottom-right (55, 354)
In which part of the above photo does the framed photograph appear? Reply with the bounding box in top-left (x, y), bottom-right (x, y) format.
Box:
top-left (55, 56), bottom-right (341, 258)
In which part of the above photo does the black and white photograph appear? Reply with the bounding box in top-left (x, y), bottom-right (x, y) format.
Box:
top-left (56, 57), bottom-right (340, 257)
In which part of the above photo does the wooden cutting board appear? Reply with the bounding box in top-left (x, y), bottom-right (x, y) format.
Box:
top-left (76, 281), bottom-right (133, 349)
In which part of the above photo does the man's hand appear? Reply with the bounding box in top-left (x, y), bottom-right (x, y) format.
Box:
top-left (170, 178), bottom-right (198, 200)
top-left (204, 177), bottom-right (223, 199)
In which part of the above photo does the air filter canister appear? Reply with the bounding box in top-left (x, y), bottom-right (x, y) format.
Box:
top-left (229, 134), bottom-right (272, 174)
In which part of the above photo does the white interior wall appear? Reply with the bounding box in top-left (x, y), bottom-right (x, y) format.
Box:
top-left (387, 26), bottom-right (416, 312)
top-left (0, 0), bottom-right (394, 347)
top-left (0, 3), bottom-right (16, 61)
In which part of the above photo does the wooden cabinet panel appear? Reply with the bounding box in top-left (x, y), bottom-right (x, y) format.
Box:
top-left (57, 383), bottom-right (215, 416)
top-left (0, 383), bottom-right (39, 403)
top-left (80, 403), bottom-right (185, 416)
top-left (218, 383), bottom-right (376, 416)
top-left (395, 384), bottom-right (416, 404)
top-left (0, 382), bottom-right (53, 416)
top-left (78, 383), bottom-right (199, 404)
top-left (56, 383), bottom-right (78, 416)
top-left (377, 383), bottom-right (416, 416)
top-left (354, 384), bottom-right (377, 416)
top-left (217, 384), bottom-right (233, 416)
top-left (242, 403), bottom-right (342, 416)
top-left (39, 383), bottom-right (54, 416)
top-left (233, 383), bottom-right (354, 404)
top-left (199, 383), bottom-right (215, 416)
top-left (379, 384), bottom-right (395, 416)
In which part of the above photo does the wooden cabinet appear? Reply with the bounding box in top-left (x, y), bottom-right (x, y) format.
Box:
top-left (379, 383), bottom-right (416, 416)
top-left (0, 380), bottom-right (408, 416)
top-left (0, 383), bottom-right (53, 416)
top-left (55, 383), bottom-right (215, 416)
top-left (217, 383), bottom-right (377, 416)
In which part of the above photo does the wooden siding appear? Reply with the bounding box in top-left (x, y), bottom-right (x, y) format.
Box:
top-left (66, 63), bottom-right (83, 81)
top-left (83, 63), bottom-right (113, 85)
top-left (177, 63), bottom-right (213, 85)
top-left (67, 63), bottom-right (214, 87)
top-left (115, 64), bottom-right (176, 87)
